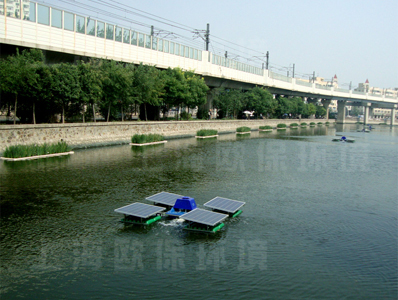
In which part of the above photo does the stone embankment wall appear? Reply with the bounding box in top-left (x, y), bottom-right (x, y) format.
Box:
top-left (0, 119), bottom-right (334, 152)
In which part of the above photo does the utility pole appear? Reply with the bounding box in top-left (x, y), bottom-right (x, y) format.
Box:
top-left (266, 51), bottom-right (269, 69)
top-left (312, 71), bottom-right (315, 83)
top-left (225, 51), bottom-right (228, 59)
top-left (262, 63), bottom-right (264, 69)
top-left (292, 64), bottom-right (295, 78)
top-left (349, 81), bottom-right (352, 90)
top-left (205, 23), bottom-right (210, 51)
top-left (150, 25), bottom-right (154, 36)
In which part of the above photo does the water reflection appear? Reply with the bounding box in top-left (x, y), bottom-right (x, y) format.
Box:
top-left (0, 123), bottom-right (397, 299)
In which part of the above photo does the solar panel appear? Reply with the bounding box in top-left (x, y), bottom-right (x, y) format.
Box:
top-left (114, 202), bottom-right (165, 218)
top-left (145, 191), bottom-right (184, 206)
top-left (180, 209), bottom-right (228, 226)
top-left (203, 197), bottom-right (245, 213)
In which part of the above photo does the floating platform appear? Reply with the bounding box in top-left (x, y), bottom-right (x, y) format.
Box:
top-left (129, 141), bottom-right (167, 147)
top-left (114, 202), bottom-right (165, 225)
top-left (204, 197), bottom-right (246, 217)
top-left (332, 138), bottom-right (355, 143)
top-left (0, 151), bottom-right (74, 161)
top-left (180, 208), bottom-right (228, 233)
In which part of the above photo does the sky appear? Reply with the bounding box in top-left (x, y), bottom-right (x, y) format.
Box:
top-left (41, 0), bottom-right (398, 89)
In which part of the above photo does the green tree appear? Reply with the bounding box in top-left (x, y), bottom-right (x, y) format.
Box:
top-left (214, 88), bottom-right (244, 119)
top-left (244, 86), bottom-right (277, 118)
top-left (78, 60), bottom-right (103, 122)
top-left (50, 63), bottom-right (81, 123)
top-left (184, 71), bottom-right (209, 110)
top-left (316, 105), bottom-right (327, 118)
top-left (307, 103), bottom-right (317, 116)
top-left (0, 49), bottom-right (43, 124)
top-left (132, 63), bottom-right (164, 121)
top-left (162, 67), bottom-right (190, 120)
top-left (275, 96), bottom-right (291, 118)
top-left (99, 60), bottom-right (130, 122)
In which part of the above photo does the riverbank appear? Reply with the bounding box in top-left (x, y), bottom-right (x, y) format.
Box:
top-left (0, 119), bottom-right (334, 153)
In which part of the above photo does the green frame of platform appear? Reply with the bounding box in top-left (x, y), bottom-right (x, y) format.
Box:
top-left (183, 222), bottom-right (225, 233)
top-left (120, 215), bottom-right (162, 225)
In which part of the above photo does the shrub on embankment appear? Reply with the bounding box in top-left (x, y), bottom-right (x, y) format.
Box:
top-left (3, 141), bottom-right (71, 158)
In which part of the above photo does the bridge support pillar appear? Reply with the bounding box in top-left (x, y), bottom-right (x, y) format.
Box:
top-left (336, 100), bottom-right (346, 124)
top-left (204, 88), bottom-right (217, 110)
top-left (390, 107), bottom-right (396, 126)
top-left (322, 99), bottom-right (332, 120)
top-left (369, 107), bottom-right (374, 119)
top-left (363, 103), bottom-right (371, 125)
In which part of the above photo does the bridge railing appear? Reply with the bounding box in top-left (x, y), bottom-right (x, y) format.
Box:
top-left (352, 90), bottom-right (366, 95)
top-left (335, 88), bottom-right (350, 93)
top-left (296, 79), bottom-right (312, 87)
top-left (315, 83), bottom-right (331, 90)
top-left (211, 53), bottom-right (263, 76)
top-left (269, 71), bottom-right (292, 83)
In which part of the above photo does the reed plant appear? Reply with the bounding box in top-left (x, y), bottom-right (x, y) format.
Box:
top-left (277, 123), bottom-right (287, 128)
top-left (259, 125), bottom-right (273, 130)
top-left (236, 126), bottom-right (251, 132)
top-left (3, 141), bottom-right (71, 158)
top-left (131, 134), bottom-right (164, 144)
top-left (290, 123), bottom-right (299, 127)
top-left (317, 122), bottom-right (323, 125)
top-left (196, 129), bottom-right (218, 136)
top-left (310, 122), bottom-right (316, 126)
top-left (325, 121), bottom-right (330, 125)
top-left (300, 122), bottom-right (307, 126)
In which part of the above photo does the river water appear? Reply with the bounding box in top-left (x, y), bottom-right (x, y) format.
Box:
top-left (1, 124), bottom-right (397, 299)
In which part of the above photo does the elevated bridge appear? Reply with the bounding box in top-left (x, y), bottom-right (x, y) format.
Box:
top-left (1, 1), bottom-right (396, 125)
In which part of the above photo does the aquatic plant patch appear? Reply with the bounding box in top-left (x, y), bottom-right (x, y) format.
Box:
top-left (131, 134), bottom-right (165, 144)
top-left (2, 141), bottom-right (72, 159)
top-left (259, 125), bottom-right (273, 130)
top-left (236, 126), bottom-right (251, 133)
top-left (196, 129), bottom-right (218, 136)
top-left (277, 123), bottom-right (287, 128)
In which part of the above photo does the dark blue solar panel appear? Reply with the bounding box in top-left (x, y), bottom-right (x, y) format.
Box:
top-left (146, 191), bottom-right (183, 206)
top-left (204, 197), bottom-right (245, 213)
top-left (180, 209), bottom-right (228, 226)
top-left (114, 202), bottom-right (165, 218)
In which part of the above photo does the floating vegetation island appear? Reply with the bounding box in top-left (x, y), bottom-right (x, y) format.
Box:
top-left (196, 129), bottom-right (218, 138)
top-left (130, 134), bottom-right (166, 146)
top-left (1, 141), bottom-right (73, 161)
top-left (259, 125), bottom-right (273, 131)
top-left (236, 126), bottom-right (251, 134)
